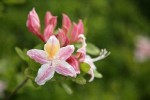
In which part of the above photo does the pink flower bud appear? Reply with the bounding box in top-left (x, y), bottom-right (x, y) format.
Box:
top-left (70, 23), bottom-right (79, 43)
top-left (26, 8), bottom-right (41, 35)
top-left (44, 25), bottom-right (54, 41)
top-left (62, 14), bottom-right (71, 33)
top-left (67, 56), bottom-right (80, 74)
top-left (45, 11), bottom-right (52, 27)
top-left (77, 20), bottom-right (84, 35)
top-left (44, 11), bottom-right (57, 28)
top-left (56, 29), bottom-right (69, 47)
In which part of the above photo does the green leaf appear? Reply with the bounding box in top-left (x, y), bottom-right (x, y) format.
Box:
top-left (24, 68), bottom-right (37, 80)
top-left (15, 47), bottom-right (28, 61)
top-left (28, 59), bottom-right (40, 71)
top-left (94, 70), bottom-right (103, 78)
top-left (72, 76), bottom-right (86, 85)
top-left (34, 44), bottom-right (44, 49)
top-left (80, 62), bottom-right (90, 73)
top-left (86, 43), bottom-right (100, 56)
top-left (61, 83), bottom-right (73, 95)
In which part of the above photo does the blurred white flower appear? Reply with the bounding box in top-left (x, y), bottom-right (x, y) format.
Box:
top-left (134, 35), bottom-right (150, 62)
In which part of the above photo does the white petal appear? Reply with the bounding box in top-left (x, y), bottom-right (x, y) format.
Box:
top-left (27, 49), bottom-right (49, 64)
top-left (55, 61), bottom-right (76, 77)
top-left (88, 68), bottom-right (95, 82)
top-left (57, 45), bottom-right (74, 60)
top-left (35, 63), bottom-right (55, 85)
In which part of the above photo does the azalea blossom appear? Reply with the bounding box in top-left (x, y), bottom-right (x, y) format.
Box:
top-left (27, 36), bottom-right (76, 85)
top-left (26, 8), bottom-right (110, 84)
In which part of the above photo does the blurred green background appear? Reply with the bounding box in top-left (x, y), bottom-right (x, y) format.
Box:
top-left (0, 0), bottom-right (150, 100)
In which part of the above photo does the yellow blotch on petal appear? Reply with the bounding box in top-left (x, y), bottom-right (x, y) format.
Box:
top-left (44, 36), bottom-right (60, 59)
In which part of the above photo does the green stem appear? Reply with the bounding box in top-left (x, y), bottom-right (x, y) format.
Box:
top-left (6, 77), bottom-right (29, 100)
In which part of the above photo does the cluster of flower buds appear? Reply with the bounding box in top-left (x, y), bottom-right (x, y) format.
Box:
top-left (26, 8), bottom-right (110, 85)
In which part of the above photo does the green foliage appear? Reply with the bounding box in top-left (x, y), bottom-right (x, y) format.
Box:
top-left (86, 43), bottom-right (100, 56)
top-left (93, 70), bottom-right (102, 78)
top-left (2, 0), bottom-right (26, 5)
top-left (15, 47), bottom-right (28, 61)
top-left (61, 83), bottom-right (73, 95)
top-left (72, 75), bottom-right (86, 85)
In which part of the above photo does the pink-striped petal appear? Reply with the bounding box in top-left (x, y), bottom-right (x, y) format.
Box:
top-left (57, 45), bottom-right (74, 60)
top-left (44, 25), bottom-right (54, 41)
top-left (55, 61), bottom-right (76, 77)
top-left (27, 49), bottom-right (49, 64)
top-left (44, 35), bottom-right (60, 59)
top-left (45, 11), bottom-right (52, 27)
top-left (35, 63), bottom-right (55, 85)
top-left (67, 56), bottom-right (80, 74)
top-left (26, 8), bottom-right (40, 35)
top-left (56, 29), bottom-right (69, 47)
top-left (62, 14), bottom-right (71, 33)
top-left (49, 16), bottom-right (57, 29)
top-left (70, 23), bottom-right (79, 43)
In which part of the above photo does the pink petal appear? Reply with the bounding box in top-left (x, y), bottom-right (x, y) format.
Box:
top-left (62, 14), bottom-right (71, 33)
top-left (76, 35), bottom-right (87, 62)
top-left (57, 45), bottom-right (74, 60)
top-left (55, 61), bottom-right (76, 77)
top-left (49, 16), bottom-right (57, 29)
top-left (27, 49), bottom-right (49, 64)
top-left (35, 63), bottom-right (55, 85)
top-left (44, 25), bottom-right (54, 41)
top-left (77, 20), bottom-right (84, 35)
top-left (77, 47), bottom-right (86, 62)
top-left (45, 11), bottom-right (52, 27)
top-left (70, 23), bottom-right (78, 43)
top-left (56, 29), bottom-right (69, 46)
top-left (67, 56), bottom-right (80, 74)
top-left (44, 35), bottom-right (60, 59)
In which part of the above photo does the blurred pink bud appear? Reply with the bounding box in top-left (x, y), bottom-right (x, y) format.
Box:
top-left (67, 56), bottom-right (80, 74)
top-left (45, 11), bottom-right (57, 28)
top-left (0, 80), bottom-right (6, 98)
top-left (135, 35), bottom-right (150, 62)
top-left (44, 25), bottom-right (54, 41)
top-left (26, 8), bottom-right (41, 35)
top-left (62, 14), bottom-right (71, 33)
top-left (56, 29), bottom-right (69, 47)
